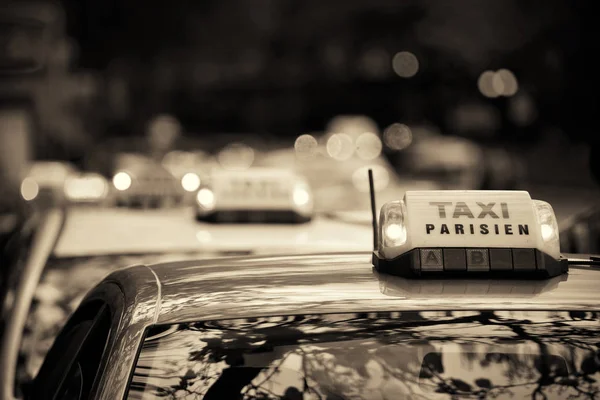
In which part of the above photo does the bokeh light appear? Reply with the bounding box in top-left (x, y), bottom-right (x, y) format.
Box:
top-left (383, 123), bottom-right (413, 150)
top-left (355, 132), bottom-right (382, 160)
top-left (217, 142), bottom-right (255, 170)
top-left (479, 69), bottom-right (519, 98)
top-left (294, 134), bottom-right (319, 159)
top-left (496, 69), bottom-right (519, 96)
top-left (508, 92), bottom-right (537, 126)
top-left (112, 172), bottom-right (132, 191)
top-left (181, 172), bottom-right (201, 192)
top-left (352, 165), bottom-right (390, 193)
top-left (478, 70), bottom-right (498, 98)
top-left (293, 186), bottom-right (310, 206)
top-left (392, 51), bottom-right (419, 78)
top-left (195, 230), bottom-right (212, 244)
top-left (326, 133), bottom-right (354, 161)
top-left (326, 115), bottom-right (379, 139)
top-left (147, 114), bottom-right (181, 151)
top-left (20, 177), bottom-right (39, 201)
top-left (196, 188), bottom-right (215, 208)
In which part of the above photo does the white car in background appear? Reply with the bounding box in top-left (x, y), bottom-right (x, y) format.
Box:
top-left (110, 152), bottom-right (184, 208)
top-left (258, 133), bottom-right (440, 223)
top-left (195, 167), bottom-right (314, 223)
top-left (160, 150), bottom-right (214, 205)
top-left (20, 161), bottom-right (109, 207)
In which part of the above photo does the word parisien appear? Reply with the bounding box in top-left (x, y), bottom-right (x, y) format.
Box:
top-left (425, 201), bottom-right (529, 236)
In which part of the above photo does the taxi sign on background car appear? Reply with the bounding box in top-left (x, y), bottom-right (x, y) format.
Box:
top-left (368, 170), bottom-right (567, 278)
top-left (196, 167), bottom-right (313, 223)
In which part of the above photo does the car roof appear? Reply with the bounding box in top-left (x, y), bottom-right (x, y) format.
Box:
top-left (116, 252), bottom-right (600, 325)
top-left (53, 208), bottom-right (373, 257)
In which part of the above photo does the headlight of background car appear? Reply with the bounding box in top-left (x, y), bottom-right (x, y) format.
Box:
top-left (292, 182), bottom-right (313, 216)
top-left (112, 171), bottom-right (132, 191)
top-left (181, 172), bottom-right (201, 192)
top-left (196, 187), bottom-right (216, 211)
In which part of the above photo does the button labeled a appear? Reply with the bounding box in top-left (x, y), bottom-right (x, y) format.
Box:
top-left (420, 248), bottom-right (443, 271)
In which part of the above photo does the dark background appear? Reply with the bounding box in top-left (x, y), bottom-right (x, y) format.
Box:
top-left (56, 0), bottom-right (597, 140)
top-left (1, 0), bottom-right (599, 185)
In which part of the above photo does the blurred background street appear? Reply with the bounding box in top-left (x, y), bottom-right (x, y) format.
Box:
top-left (1, 0), bottom-right (599, 254)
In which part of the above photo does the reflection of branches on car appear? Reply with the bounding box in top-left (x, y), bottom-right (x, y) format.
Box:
top-left (131, 311), bottom-right (600, 399)
top-left (414, 312), bottom-right (600, 399)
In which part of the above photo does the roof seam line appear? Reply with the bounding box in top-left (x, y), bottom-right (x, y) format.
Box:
top-left (144, 265), bottom-right (162, 323)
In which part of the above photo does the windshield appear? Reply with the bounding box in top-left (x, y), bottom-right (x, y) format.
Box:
top-left (128, 310), bottom-right (600, 399)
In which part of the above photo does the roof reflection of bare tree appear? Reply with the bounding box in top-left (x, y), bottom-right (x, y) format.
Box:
top-left (129, 310), bottom-right (600, 399)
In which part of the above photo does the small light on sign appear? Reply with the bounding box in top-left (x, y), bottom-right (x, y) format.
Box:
top-left (385, 224), bottom-right (405, 242)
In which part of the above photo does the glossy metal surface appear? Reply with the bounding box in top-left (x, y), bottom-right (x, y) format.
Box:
top-left (146, 252), bottom-right (600, 325)
top-left (49, 251), bottom-right (600, 399)
top-left (75, 282), bottom-right (124, 399)
top-left (93, 265), bottom-right (159, 400)
top-left (0, 209), bottom-right (64, 400)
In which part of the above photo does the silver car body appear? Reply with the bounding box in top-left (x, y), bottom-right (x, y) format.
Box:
top-left (23, 252), bottom-right (600, 399)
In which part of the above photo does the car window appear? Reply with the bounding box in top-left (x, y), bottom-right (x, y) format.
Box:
top-left (31, 303), bottom-right (111, 400)
top-left (127, 310), bottom-right (600, 399)
top-left (57, 362), bottom-right (83, 400)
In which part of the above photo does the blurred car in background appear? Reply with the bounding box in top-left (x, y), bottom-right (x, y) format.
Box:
top-left (479, 146), bottom-right (526, 190)
top-left (20, 161), bottom-right (77, 207)
top-left (110, 152), bottom-right (184, 208)
top-left (390, 124), bottom-right (526, 191)
top-left (161, 150), bottom-right (212, 205)
top-left (390, 124), bottom-right (486, 190)
top-left (195, 167), bottom-right (314, 223)
top-left (259, 124), bottom-right (440, 220)
top-left (560, 206), bottom-right (600, 254)
top-left (260, 116), bottom-right (526, 226)
top-left (20, 161), bottom-right (110, 208)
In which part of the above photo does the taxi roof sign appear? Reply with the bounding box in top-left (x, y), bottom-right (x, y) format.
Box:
top-left (405, 190), bottom-right (539, 252)
top-left (196, 167), bottom-right (313, 223)
top-left (368, 170), bottom-right (567, 279)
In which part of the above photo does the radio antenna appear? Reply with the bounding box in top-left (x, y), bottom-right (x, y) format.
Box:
top-left (368, 168), bottom-right (378, 251)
